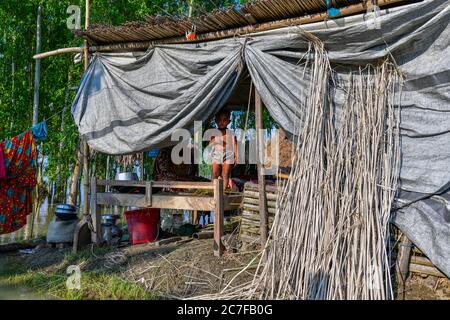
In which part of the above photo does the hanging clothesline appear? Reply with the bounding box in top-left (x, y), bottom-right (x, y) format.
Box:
top-left (0, 130), bottom-right (38, 235)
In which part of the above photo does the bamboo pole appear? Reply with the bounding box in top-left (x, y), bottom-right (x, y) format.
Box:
top-left (255, 89), bottom-right (268, 248)
top-left (33, 5), bottom-right (42, 126)
top-left (33, 47), bottom-right (84, 60)
top-left (88, 0), bottom-right (405, 53)
top-left (188, 0), bottom-right (194, 18)
top-left (28, 5), bottom-right (42, 241)
top-left (82, 0), bottom-right (90, 218)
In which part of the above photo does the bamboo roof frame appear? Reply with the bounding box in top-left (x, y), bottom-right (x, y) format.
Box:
top-left (34, 0), bottom-right (413, 59)
top-left (81, 0), bottom-right (409, 53)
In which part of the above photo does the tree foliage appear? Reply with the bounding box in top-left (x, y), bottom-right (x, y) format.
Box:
top-left (0, 0), bottom-right (247, 198)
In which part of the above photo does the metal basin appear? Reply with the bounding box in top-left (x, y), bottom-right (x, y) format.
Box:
top-left (113, 172), bottom-right (142, 193)
top-left (115, 172), bottom-right (138, 181)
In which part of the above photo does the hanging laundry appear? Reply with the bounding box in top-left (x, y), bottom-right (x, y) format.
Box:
top-left (31, 121), bottom-right (48, 141)
top-left (0, 147), bottom-right (5, 179)
top-left (0, 130), bottom-right (37, 235)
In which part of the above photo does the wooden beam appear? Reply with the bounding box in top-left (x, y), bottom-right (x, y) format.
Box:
top-left (255, 89), bottom-right (268, 248)
top-left (214, 178), bottom-right (225, 257)
top-left (90, 176), bottom-right (102, 244)
top-left (410, 263), bottom-right (446, 279)
top-left (96, 193), bottom-right (216, 211)
top-left (88, 0), bottom-right (405, 53)
top-left (33, 47), bottom-right (84, 60)
top-left (96, 179), bottom-right (215, 190)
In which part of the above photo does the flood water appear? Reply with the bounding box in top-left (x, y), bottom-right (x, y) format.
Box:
top-left (0, 284), bottom-right (50, 300)
top-left (0, 185), bottom-right (127, 245)
top-left (0, 196), bottom-right (56, 245)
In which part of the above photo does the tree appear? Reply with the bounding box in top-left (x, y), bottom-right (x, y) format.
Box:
top-left (0, 0), bottom-right (248, 205)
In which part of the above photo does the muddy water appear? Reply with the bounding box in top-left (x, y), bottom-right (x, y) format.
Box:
top-left (0, 189), bottom-right (127, 245)
top-left (0, 196), bottom-right (56, 245)
top-left (0, 284), bottom-right (50, 300)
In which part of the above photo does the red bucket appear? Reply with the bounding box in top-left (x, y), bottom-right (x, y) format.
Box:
top-left (125, 208), bottom-right (160, 245)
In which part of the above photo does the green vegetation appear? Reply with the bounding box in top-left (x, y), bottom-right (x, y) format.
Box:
top-left (0, 0), bottom-right (247, 203)
top-left (0, 247), bottom-right (158, 300)
top-left (4, 270), bottom-right (155, 300)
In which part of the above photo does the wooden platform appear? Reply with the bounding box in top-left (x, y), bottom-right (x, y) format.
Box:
top-left (85, 178), bottom-right (242, 257)
top-left (96, 192), bottom-right (242, 211)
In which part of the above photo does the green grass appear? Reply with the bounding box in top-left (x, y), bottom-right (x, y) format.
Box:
top-left (4, 271), bottom-right (157, 300)
top-left (0, 256), bottom-right (28, 277)
top-left (0, 248), bottom-right (160, 300)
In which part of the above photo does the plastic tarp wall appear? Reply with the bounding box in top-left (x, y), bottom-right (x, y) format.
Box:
top-left (72, 0), bottom-right (450, 277)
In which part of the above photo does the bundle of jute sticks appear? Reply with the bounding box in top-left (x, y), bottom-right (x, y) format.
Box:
top-left (195, 31), bottom-right (403, 300)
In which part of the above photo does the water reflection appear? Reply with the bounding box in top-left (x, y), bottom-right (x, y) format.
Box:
top-left (0, 186), bottom-right (127, 245)
top-left (0, 196), bottom-right (56, 245)
top-left (0, 284), bottom-right (50, 300)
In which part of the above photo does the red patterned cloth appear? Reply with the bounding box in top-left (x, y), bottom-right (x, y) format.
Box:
top-left (0, 147), bottom-right (5, 179)
top-left (0, 130), bottom-right (37, 235)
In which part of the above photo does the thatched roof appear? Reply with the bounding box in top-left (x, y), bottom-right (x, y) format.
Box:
top-left (75, 0), bottom-right (362, 45)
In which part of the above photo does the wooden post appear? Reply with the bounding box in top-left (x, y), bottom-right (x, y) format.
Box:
top-left (145, 181), bottom-right (153, 207)
top-left (214, 179), bottom-right (224, 257)
top-left (82, 0), bottom-right (90, 218)
top-left (397, 235), bottom-right (413, 283)
top-left (90, 176), bottom-right (102, 244)
top-left (255, 89), bottom-right (268, 248)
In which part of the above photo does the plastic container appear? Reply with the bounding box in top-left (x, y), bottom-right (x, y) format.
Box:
top-left (125, 208), bottom-right (160, 245)
top-left (102, 222), bottom-right (113, 244)
top-left (160, 210), bottom-right (173, 232)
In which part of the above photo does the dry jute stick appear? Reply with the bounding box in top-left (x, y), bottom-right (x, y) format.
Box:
top-left (196, 30), bottom-right (403, 300)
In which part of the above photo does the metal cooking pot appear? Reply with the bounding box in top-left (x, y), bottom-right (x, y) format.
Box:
top-left (115, 172), bottom-right (138, 181)
top-left (55, 204), bottom-right (78, 221)
top-left (113, 172), bottom-right (141, 193)
top-left (56, 204), bottom-right (77, 212)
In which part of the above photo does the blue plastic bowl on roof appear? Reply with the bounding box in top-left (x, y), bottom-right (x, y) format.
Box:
top-left (148, 149), bottom-right (159, 158)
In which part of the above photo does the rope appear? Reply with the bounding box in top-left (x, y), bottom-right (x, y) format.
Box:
top-left (43, 106), bottom-right (66, 122)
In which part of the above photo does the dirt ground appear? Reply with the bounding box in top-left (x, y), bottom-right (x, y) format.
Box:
top-left (400, 274), bottom-right (450, 300)
top-left (0, 238), bottom-right (257, 299)
top-left (1, 238), bottom-right (448, 300)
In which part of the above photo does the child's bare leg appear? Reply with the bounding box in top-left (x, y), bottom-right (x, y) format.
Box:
top-left (222, 164), bottom-right (234, 190)
top-left (212, 162), bottom-right (221, 181)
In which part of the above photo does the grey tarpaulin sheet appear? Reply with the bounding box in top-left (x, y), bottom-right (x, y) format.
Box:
top-left (72, 0), bottom-right (450, 276)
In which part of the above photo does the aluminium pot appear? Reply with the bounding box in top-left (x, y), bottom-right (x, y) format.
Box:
top-left (113, 172), bottom-right (142, 193)
top-left (115, 172), bottom-right (138, 181)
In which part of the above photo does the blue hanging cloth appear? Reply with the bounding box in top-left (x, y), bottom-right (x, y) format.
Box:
top-left (31, 121), bottom-right (48, 141)
top-left (326, 0), bottom-right (341, 18)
